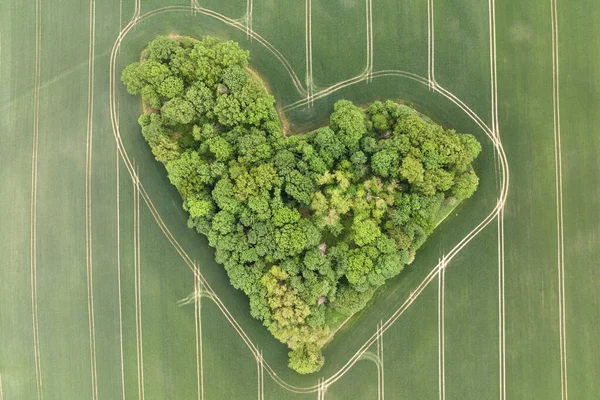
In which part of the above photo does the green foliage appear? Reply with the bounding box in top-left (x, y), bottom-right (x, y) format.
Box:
top-left (222, 65), bottom-right (247, 93)
top-left (144, 35), bottom-right (180, 62)
top-left (121, 62), bottom-right (144, 95)
top-left (161, 97), bottom-right (195, 125)
top-left (288, 343), bottom-right (325, 375)
top-left (330, 100), bottom-right (367, 149)
top-left (122, 35), bottom-right (482, 375)
top-left (333, 285), bottom-right (376, 316)
top-left (452, 169), bottom-right (480, 199)
top-left (352, 218), bottom-right (382, 247)
top-left (371, 149), bottom-right (400, 178)
top-left (157, 76), bottom-right (184, 98)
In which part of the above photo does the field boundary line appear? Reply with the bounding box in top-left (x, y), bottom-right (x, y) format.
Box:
top-left (317, 377), bottom-right (326, 400)
top-left (369, 0), bottom-right (373, 82)
top-left (380, 321), bottom-right (385, 400)
top-left (194, 263), bottom-right (204, 400)
top-left (365, 0), bottom-right (373, 82)
top-left (108, 6), bottom-right (509, 393)
top-left (199, 268), bottom-right (205, 400)
top-left (427, 0), bottom-right (438, 90)
top-left (116, 152), bottom-right (126, 400)
top-left (376, 324), bottom-right (381, 400)
top-left (0, 373), bottom-right (4, 400)
top-left (137, 171), bottom-right (146, 400)
top-left (497, 208), bottom-right (506, 400)
top-left (256, 350), bottom-right (264, 400)
top-left (488, 0), bottom-right (507, 398)
top-left (359, 350), bottom-right (379, 365)
top-left (309, 0), bottom-right (313, 105)
top-left (550, 0), bottom-right (568, 398)
top-left (438, 257), bottom-right (446, 400)
top-left (427, 0), bottom-right (431, 89)
top-left (30, 0), bottom-right (43, 397)
top-left (428, 0), bottom-right (437, 86)
top-left (431, 0), bottom-right (435, 84)
top-left (133, 174), bottom-right (140, 400)
top-left (133, 171), bottom-right (146, 400)
top-left (305, 0), bottom-right (313, 106)
top-left (245, 0), bottom-right (252, 39)
top-left (84, 0), bottom-right (99, 397)
top-left (261, 351), bottom-right (265, 400)
top-left (377, 322), bottom-right (385, 400)
top-left (256, 353), bottom-right (260, 400)
top-left (488, 0), bottom-right (497, 134)
top-left (134, 0), bottom-right (141, 21)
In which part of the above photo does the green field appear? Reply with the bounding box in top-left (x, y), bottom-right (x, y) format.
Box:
top-left (1, 0), bottom-right (598, 398)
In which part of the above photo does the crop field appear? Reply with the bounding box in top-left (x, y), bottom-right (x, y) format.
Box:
top-left (0, 0), bottom-right (598, 398)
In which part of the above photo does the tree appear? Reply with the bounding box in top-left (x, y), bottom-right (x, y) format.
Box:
top-left (121, 62), bottom-right (144, 95)
top-left (140, 60), bottom-right (171, 87)
top-left (272, 206), bottom-right (301, 227)
top-left (165, 150), bottom-right (204, 197)
top-left (238, 78), bottom-right (276, 126)
top-left (399, 154), bottom-right (425, 184)
top-left (206, 136), bottom-right (233, 161)
top-left (345, 248), bottom-right (374, 289)
top-left (274, 223), bottom-right (309, 258)
top-left (352, 218), bottom-right (382, 247)
top-left (157, 75), bottom-right (184, 98)
top-left (222, 65), bottom-right (247, 93)
top-left (313, 127), bottom-right (345, 163)
top-left (212, 178), bottom-right (241, 213)
top-left (211, 210), bottom-right (236, 234)
top-left (185, 81), bottom-right (215, 116)
top-left (333, 285), bottom-right (376, 316)
top-left (238, 132), bottom-right (272, 164)
top-left (144, 35), bottom-right (180, 62)
top-left (288, 344), bottom-right (324, 375)
top-left (284, 170), bottom-right (314, 205)
top-left (371, 149), bottom-right (400, 178)
top-left (212, 93), bottom-right (243, 126)
top-left (139, 113), bottom-right (168, 146)
top-left (169, 47), bottom-right (196, 81)
top-left (252, 163), bottom-right (278, 191)
top-left (187, 197), bottom-right (214, 218)
top-left (451, 170), bottom-right (479, 199)
top-left (141, 85), bottom-right (162, 109)
top-left (161, 97), bottom-right (196, 125)
top-left (329, 100), bottom-right (367, 149)
top-left (152, 135), bottom-right (180, 163)
top-left (371, 112), bottom-right (390, 132)
top-left (378, 252), bottom-right (407, 279)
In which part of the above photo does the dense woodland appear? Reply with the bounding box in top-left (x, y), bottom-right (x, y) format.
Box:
top-left (122, 36), bottom-right (481, 374)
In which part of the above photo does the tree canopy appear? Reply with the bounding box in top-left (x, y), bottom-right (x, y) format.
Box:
top-left (122, 35), bottom-right (482, 374)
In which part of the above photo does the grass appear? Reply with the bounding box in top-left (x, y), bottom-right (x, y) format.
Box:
top-left (377, 280), bottom-right (440, 399)
top-left (311, 0), bottom-right (367, 87)
top-left (0, 0), bottom-right (599, 398)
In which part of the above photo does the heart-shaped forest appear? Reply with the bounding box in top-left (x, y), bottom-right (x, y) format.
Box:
top-left (121, 35), bottom-right (481, 374)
